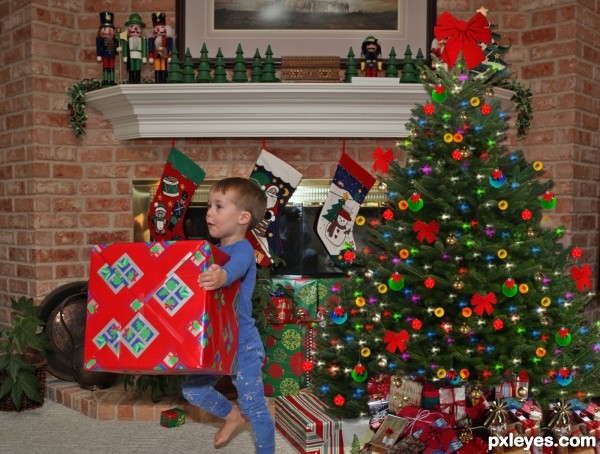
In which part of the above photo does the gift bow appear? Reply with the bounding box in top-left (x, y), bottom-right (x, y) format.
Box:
top-left (484, 399), bottom-right (508, 427)
top-left (470, 291), bottom-right (497, 316)
top-left (571, 263), bottom-right (592, 291)
top-left (383, 329), bottom-right (409, 353)
top-left (373, 147), bottom-right (393, 174)
top-left (413, 220), bottom-right (439, 244)
top-left (548, 400), bottom-right (572, 429)
top-left (434, 11), bottom-right (492, 69)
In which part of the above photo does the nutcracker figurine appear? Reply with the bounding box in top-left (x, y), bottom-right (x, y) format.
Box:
top-left (96, 12), bottom-right (120, 85)
top-left (147, 12), bottom-right (173, 83)
top-left (360, 35), bottom-right (382, 77)
top-left (121, 13), bottom-right (147, 84)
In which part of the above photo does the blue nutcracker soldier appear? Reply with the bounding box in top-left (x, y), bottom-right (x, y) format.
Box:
top-left (96, 12), bottom-right (120, 85)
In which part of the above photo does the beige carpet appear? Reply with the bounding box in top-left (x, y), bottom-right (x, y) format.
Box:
top-left (0, 399), bottom-right (299, 454)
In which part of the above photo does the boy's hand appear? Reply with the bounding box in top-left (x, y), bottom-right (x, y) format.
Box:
top-left (198, 264), bottom-right (227, 290)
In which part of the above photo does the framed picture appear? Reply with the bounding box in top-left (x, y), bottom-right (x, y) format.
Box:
top-left (176, 0), bottom-right (436, 62)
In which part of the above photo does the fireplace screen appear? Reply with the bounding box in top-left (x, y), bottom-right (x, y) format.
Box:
top-left (133, 179), bottom-right (387, 277)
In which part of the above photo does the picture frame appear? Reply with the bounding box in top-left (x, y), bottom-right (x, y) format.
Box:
top-left (176, 0), bottom-right (437, 62)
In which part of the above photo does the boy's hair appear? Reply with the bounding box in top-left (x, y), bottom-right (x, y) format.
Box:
top-left (210, 177), bottom-right (267, 231)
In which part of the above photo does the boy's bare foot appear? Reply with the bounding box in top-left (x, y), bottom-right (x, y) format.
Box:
top-left (214, 406), bottom-right (245, 447)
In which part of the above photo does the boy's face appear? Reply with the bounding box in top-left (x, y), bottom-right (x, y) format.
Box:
top-left (206, 189), bottom-right (250, 245)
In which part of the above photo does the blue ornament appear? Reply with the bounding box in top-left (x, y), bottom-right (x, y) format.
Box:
top-left (489, 169), bottom-right (506, 188)
top-left (331, 307), bottom-right (347, 325)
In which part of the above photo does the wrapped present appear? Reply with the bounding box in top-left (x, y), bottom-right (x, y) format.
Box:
top-left (422, 382), bottom-right (440, 410)
top-left (389, 375), bottom-right (423, 413)
top-left (583, 402), bottom-right (600, 423)
top-left (269, 277), bottom-right (319, 322)
top-left (573, 410), bottom-right (600, 438)
top-left (262, 323), bottom-right (306, 396)
top-left (160, 407), bottom-right (185, 428)
top-left (367, 374), bottom-right (391, 402)
top-left (84, 241), bottom-right (239, 374)
top-left (275, 393), bottom-right (344, 454)
top-left (567, 424), bottom-right (598, 453)
top-left (266, 291), bottom-right (295, 324)
top-left (397, 405), bottom-right (463, 453)
top-left (388, 435), bottom-right (425, 454)
top-left (495, 370), bottom-right (529, 400)
top-left (455, 433), bottom-right (486, 454)
top-left (364, 415), bottom-right (408, 453)
top-left (439, 386), bottom-right (467, 424)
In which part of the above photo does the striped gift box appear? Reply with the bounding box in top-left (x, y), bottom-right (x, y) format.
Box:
top-left (275, 393), bottom-right (344, 454)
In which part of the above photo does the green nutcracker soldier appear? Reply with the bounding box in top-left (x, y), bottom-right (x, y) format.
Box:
top-left (121, 13), bottom-right (147, 84)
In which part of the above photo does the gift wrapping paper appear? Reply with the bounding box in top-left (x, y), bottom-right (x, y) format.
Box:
top-left (262, 323), bottom-right (306, 397)
top-left (84, 240), bottom-right (239, 374)
top-left (397, 405), bottom-right (463, 453)
top-left (268, 278), bottom-right (319, 322)
top-left (160, 407), bottom-right (185, 428)
top-left (275, 393), bottom-right (344, 454)
top-left (439, 386), bottom-right (467, 424)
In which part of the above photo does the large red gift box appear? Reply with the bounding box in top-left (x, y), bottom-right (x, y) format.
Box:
top-left (275, 393), bottom-right (344, 454)
top-left (83, 241), bottom-right (239, 374)
top-left (397, 405), bottom-right (463, 453)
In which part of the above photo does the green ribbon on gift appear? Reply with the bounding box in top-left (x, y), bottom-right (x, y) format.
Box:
top-left (548, 399), bottom-right (572, 429)
top-left (484, 399), bottom-right (508, 428)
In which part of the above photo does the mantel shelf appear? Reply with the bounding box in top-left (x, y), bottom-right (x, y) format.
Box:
top-left (85, 81), bottom-right (514, 140)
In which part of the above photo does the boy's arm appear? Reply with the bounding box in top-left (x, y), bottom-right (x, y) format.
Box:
top-left (198, 241), bottom-right (254, 290)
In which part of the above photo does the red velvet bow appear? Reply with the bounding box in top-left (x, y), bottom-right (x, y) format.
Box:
top-left (434, 12), bottom-right (492, 69)
top-left (373, 147), bottom-right (393, 174)
top-left (470, 291), bottom-right (497, 316)
top-left (571, 264), bottom-right (592, 291)
top-left (383, 329), bottom-right (409, 353)
top-left (413, 220), bottom-right (439, 244)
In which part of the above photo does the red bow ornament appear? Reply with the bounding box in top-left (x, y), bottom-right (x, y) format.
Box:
top-left (434, 12), bottom-right (492, 69)
top-left (470, 291), bottom-right (497, 316)
top-left (571, 263), bottom-right (592, 291)
top-left (373, 147), bottom-right (393, 174)
top-left (413, 220), bottom-right (439, 244)
top-left (383, 329), bottom-right (409, 353)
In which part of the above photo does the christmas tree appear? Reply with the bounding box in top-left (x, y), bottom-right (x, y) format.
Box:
top-left (311, 49), bottom-right (599, 420)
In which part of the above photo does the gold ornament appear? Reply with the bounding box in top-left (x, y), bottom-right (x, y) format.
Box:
top-left (486, 87), bottom-right (495, 97)
top-left (364, 269), bottom-right (373, 279)
top-left (460, 147), bottom-right (472, 159)
top-left (459, 111), bottom-right (469, 121)
top-left (535, 272), bottom-right (544, 282)
top-left (527, 227), bottom-right (536, 238)
top-left (459, 324), bottom-right (470, 335)
top-left (541, 316), bottom-right (552, 326)
top-left (453, 279), bottom-right (465, 291)
top-left (371, 313), bottom-right (381, 323)
top-left (459, 429), bottom-right (473, 444)
top-left (517, 386), bottom-right (528, 399)
top-left (469, 386), bottom-right (483, 404)
top-left (446, 234), bottom-right (457, 246)
top-left (377, 357), bottom-right (388, 368)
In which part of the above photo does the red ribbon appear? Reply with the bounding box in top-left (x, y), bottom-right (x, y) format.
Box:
top-left (383, 329), bottom-right (409, 353)
top-left (434, 12), bottom-right (492, 69)
top-left (470, 291), bottom-right (497, 316)
top-left (571, 264), bottom-right (592, 291)
top-left (373, 147), bottom-right (393, 174)
top-left (413, 220), bottom-right (439, 244)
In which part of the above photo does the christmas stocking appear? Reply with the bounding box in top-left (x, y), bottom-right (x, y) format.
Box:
top-left (316, 152), bottom-right (376, 268)
top-left (247, 149), bottom-right (303, 266)
top-left (147, 147), bottom-right (206, 241)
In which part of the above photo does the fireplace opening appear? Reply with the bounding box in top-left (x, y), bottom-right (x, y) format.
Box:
top-left (133, 179), bottom-right (388, 277)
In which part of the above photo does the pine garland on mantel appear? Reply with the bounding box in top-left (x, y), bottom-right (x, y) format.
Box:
top-left (67, 78), bottom-right (102, 138)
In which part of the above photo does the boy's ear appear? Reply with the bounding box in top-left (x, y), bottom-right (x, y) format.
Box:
top-left (239, 210), bottom-right (252, 226)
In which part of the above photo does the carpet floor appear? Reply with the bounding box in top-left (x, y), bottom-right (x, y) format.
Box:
top-left (0, 400), bottom-right (298, 454)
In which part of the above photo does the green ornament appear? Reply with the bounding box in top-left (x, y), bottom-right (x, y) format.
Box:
top-left (388, 273), bottom-right (405, 290)
top-left (501, 279), bottom-right (518, 297)
top-left (540, 194), bottom-right (557, 210)
top-left (432, 85), bottom-right (448, 103)
top-left (407, 198), bottom-right (424, 212)
top-left (351, 364), bottom-right (368, 382)
top-left (555, 329), bottom-right (572, 346)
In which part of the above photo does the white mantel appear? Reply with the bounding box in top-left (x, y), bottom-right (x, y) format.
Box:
top-left (85, 81), bottom-right (513, 140)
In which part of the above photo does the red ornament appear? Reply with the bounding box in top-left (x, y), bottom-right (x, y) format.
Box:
top-left (424, 277), bottom-right (436, 289)
top-left (451, 149), bottom-right (462, 160)
top-left (354, 363), bottom-right (366, 375)
top-left (571, 247), bottom-right (583, 258)
top-left (333, 394), bottom-right (346, 406)
top-left (521, 209), bottom-right (532, 221)
top-left (424, 104), bottom-right (435, 115)
top-left (504, 278), bottom-right (515, 288)
top-left (493, 319), bottom-right (504, 331)
top-left (558, 327), bottom-right (570, 338)
top-left (434, 85), bottom-right (445, 95)
top-left (302, 360), bottom-right (314, 372)
top-left (411, 319), bottom-right (423, 330)
top-left (382, 209), bottom-right (394, 221)
top-left (481, 104), bottom-right (492, 115)
top-left (343, 250), bottom-right (356, 263)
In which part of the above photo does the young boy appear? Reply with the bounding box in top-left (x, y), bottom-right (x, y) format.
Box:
top-left (182, 177), bottom-right (275, 453)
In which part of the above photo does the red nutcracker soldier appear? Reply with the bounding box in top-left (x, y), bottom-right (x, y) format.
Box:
top-left (121, 13), bottom-right (147, 84)
top-left (147, 12), bottom-right (173, 83)
top-left (360, 35), bottom-right (382, 77)
top-left (96, 12), bottom-right (120, 86)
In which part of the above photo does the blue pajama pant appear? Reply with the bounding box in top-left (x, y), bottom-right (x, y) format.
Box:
top-left (182, 336), bottom-right (275, 454)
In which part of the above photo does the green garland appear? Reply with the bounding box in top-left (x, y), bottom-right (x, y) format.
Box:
top-left (497, 78), bottom-right (533, 139)
top-left (67, 78), bottom-right (102, 138)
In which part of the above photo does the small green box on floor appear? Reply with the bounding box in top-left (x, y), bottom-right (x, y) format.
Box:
top-left (160, 407), bottom-right (185, 428)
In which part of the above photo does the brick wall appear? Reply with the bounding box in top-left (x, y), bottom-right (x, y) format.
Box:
top-left (0, 0), bottom-right (598, 324)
